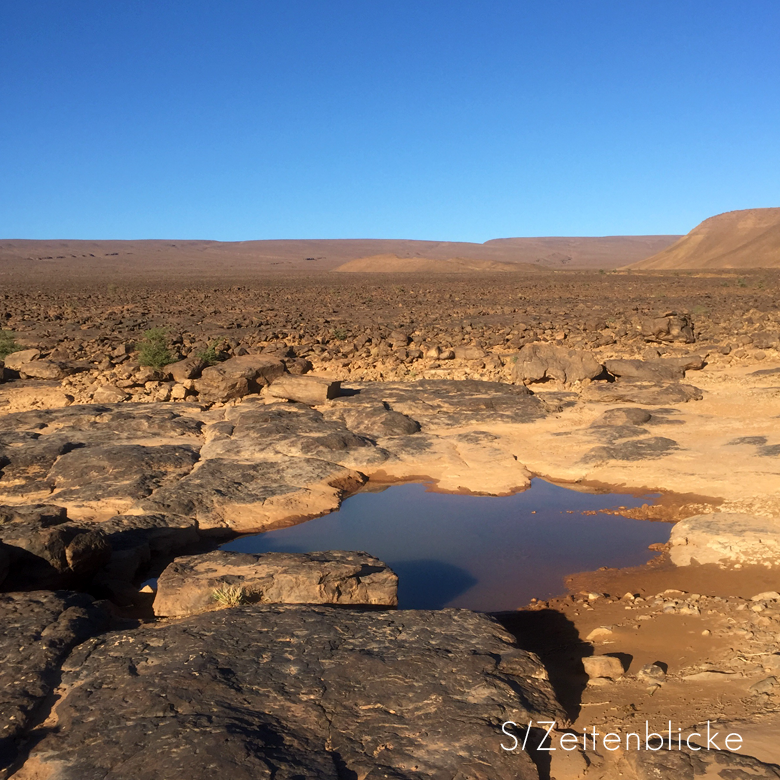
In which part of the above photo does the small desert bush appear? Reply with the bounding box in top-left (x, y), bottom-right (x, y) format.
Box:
top-left (332, 327), bottom-right (348, 341)
top-left (196, 339), bottom-right (224, 366)
top-left (212, 583), bottom-right (247, 608)
top-left (0, 330), bottom-right (20, 361)
top-left (138, 327), bottom-right (174, 370)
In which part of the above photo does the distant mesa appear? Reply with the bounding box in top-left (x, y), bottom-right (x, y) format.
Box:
top-left (331, 254), bottom-right (543, 273)
top-left (628, 208), bottom-right (780, 270)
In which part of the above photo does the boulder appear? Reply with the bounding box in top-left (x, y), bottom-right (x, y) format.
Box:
top-left (0, 591), bottom-right (109, 772)
top-left (640, 314), bottom-right (695, 343)
top-left (13, 606), bottom-right (563, 779)
top-left (509, 343), bottom-right (604, 386)
top-left (605, 356), bottom-right (705, 383)
top-left (2, 349), bottom-right (41, 371)
top-left (454, 345), bottom-right (487, 360)
top-left (267, 374), bottom-right (341, 405)
top-left (670, 512), bottom-right (780, 567)
top-left (167, 355), bottom-right (205, 382)
top-left (153, 550), bottom-right (398, 617)
top-left (583, 655), bottom-right (625, 680)
top-left (18, 359), bottom-right (78, 380)
top-left (196, 355), bottom-right (285, 403)
top-left (605, 358), bottom-right (684, 383)
top-left (92, 383), bottom-right (130, 403)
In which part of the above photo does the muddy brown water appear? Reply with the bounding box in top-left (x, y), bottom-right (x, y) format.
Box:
top-left (221, 479), bottom-right (673, 611)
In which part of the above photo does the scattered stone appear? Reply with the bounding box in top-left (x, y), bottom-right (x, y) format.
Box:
top-left (586, 626), bottom-right (614, 641)
top-left (2, 349), bottom-right (41, 371)
top-left (92, 383), bottom-right (130, 403)
top-left (749, 676), bottom-right (778, 694)
top-left (637, 662), bottom-right (667, 683)
top-left (583, 655), bottom-right (625, 680)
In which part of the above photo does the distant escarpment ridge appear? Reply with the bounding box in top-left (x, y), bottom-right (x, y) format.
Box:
top-left (0, 235), bottom-right (679, 278)
top-left (628, 208), bottom-right (780, 270)
top-left (330, 254), bottom-right (543, 273)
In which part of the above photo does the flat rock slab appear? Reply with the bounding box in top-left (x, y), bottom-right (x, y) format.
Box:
top-left (15, 606), bottom-right (563, 780)
top-left (153, 550), bottom-right (398, 617)
top-left (584, 381), bottom-right (703, 405)
top-left (0, 591), bottom-right (108, 773)
top-left (670, 512), bottom-right (780, 567)
top-left (334, 379), bottom-right (548, 430)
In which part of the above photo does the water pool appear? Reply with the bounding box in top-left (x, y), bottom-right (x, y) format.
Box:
top-left (221, 479), bottom-right (672, 611)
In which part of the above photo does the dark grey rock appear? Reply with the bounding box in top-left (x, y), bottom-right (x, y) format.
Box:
top-left (49, 443), bottom-right (200, 503)
top-left (0, 507), bottom-right (112, 590)
top-left (585, 382), bottom-right (703, 405)
top-left (0, 591), bottom-right (109, 773)
top-left (336, 380), bottom-right (548, 430)
top-left (591, 407), bottom-right (653, 427)
top-left (583, 436), bottom-right (680, 463)
top-left (16, 606), bottom-right (562, 779)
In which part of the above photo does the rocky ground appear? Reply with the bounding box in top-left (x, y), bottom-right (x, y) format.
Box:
top-left (1, 269), bottom-right (779, 778)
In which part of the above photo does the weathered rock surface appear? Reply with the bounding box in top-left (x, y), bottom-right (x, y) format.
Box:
top-left (1, 350), bottom-right (41, 372)
top-left (14, 606), bottom-right (563, 780)
top-left (639, 314), bottom-right (695, 343)
top-left (509, 343), bottom-right (604, 386)
top-left (266, 374), bottom-right (341, 405)
top-left (582, 436), bottom-right (680, 463)
top-left (154, 550), bottom-right (398, 617)
top-left (670, 512), bottom-right (780, 567)
top-left (167, 355), bottom-right (205, 382)
top-left (17, 360), bottom-right (80, 381)
top-left (143, 456), bottom-right (365, 532)
top-left (584, 381), bottom-right (703, 405)
top-left (0, 591), bottom-right (108, 773)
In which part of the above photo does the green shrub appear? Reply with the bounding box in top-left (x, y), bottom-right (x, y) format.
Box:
top-left (196, 340), bottom-right (224, 366)
top-left (137, 327), bottom-right (173, 370)
top-left (332, 327), bottom-right (348, 341)
top-left (0, 330), bottom-right (19, 361)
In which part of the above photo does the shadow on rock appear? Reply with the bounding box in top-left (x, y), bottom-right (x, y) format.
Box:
top-left (495, 608), bottom-right (589, 723)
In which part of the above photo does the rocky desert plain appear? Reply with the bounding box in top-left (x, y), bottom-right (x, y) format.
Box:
top-left (1, 207), bottom-right (780, 779)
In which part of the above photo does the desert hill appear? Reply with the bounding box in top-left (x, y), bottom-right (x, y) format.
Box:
top-left (628, 208), bottom-right (780, 270)
top-left (483, 235), bottom-right (679, 268)
top-left (331, 254), bottom-right (544, 273)
top-left (0, 235), bottom-right (681, 281)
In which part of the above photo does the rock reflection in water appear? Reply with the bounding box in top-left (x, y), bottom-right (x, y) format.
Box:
top-left (221, 479), bottom-right (673, 611)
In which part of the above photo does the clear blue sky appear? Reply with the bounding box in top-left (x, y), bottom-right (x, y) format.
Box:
top-left (1, 1), bottom-right (778, 241)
